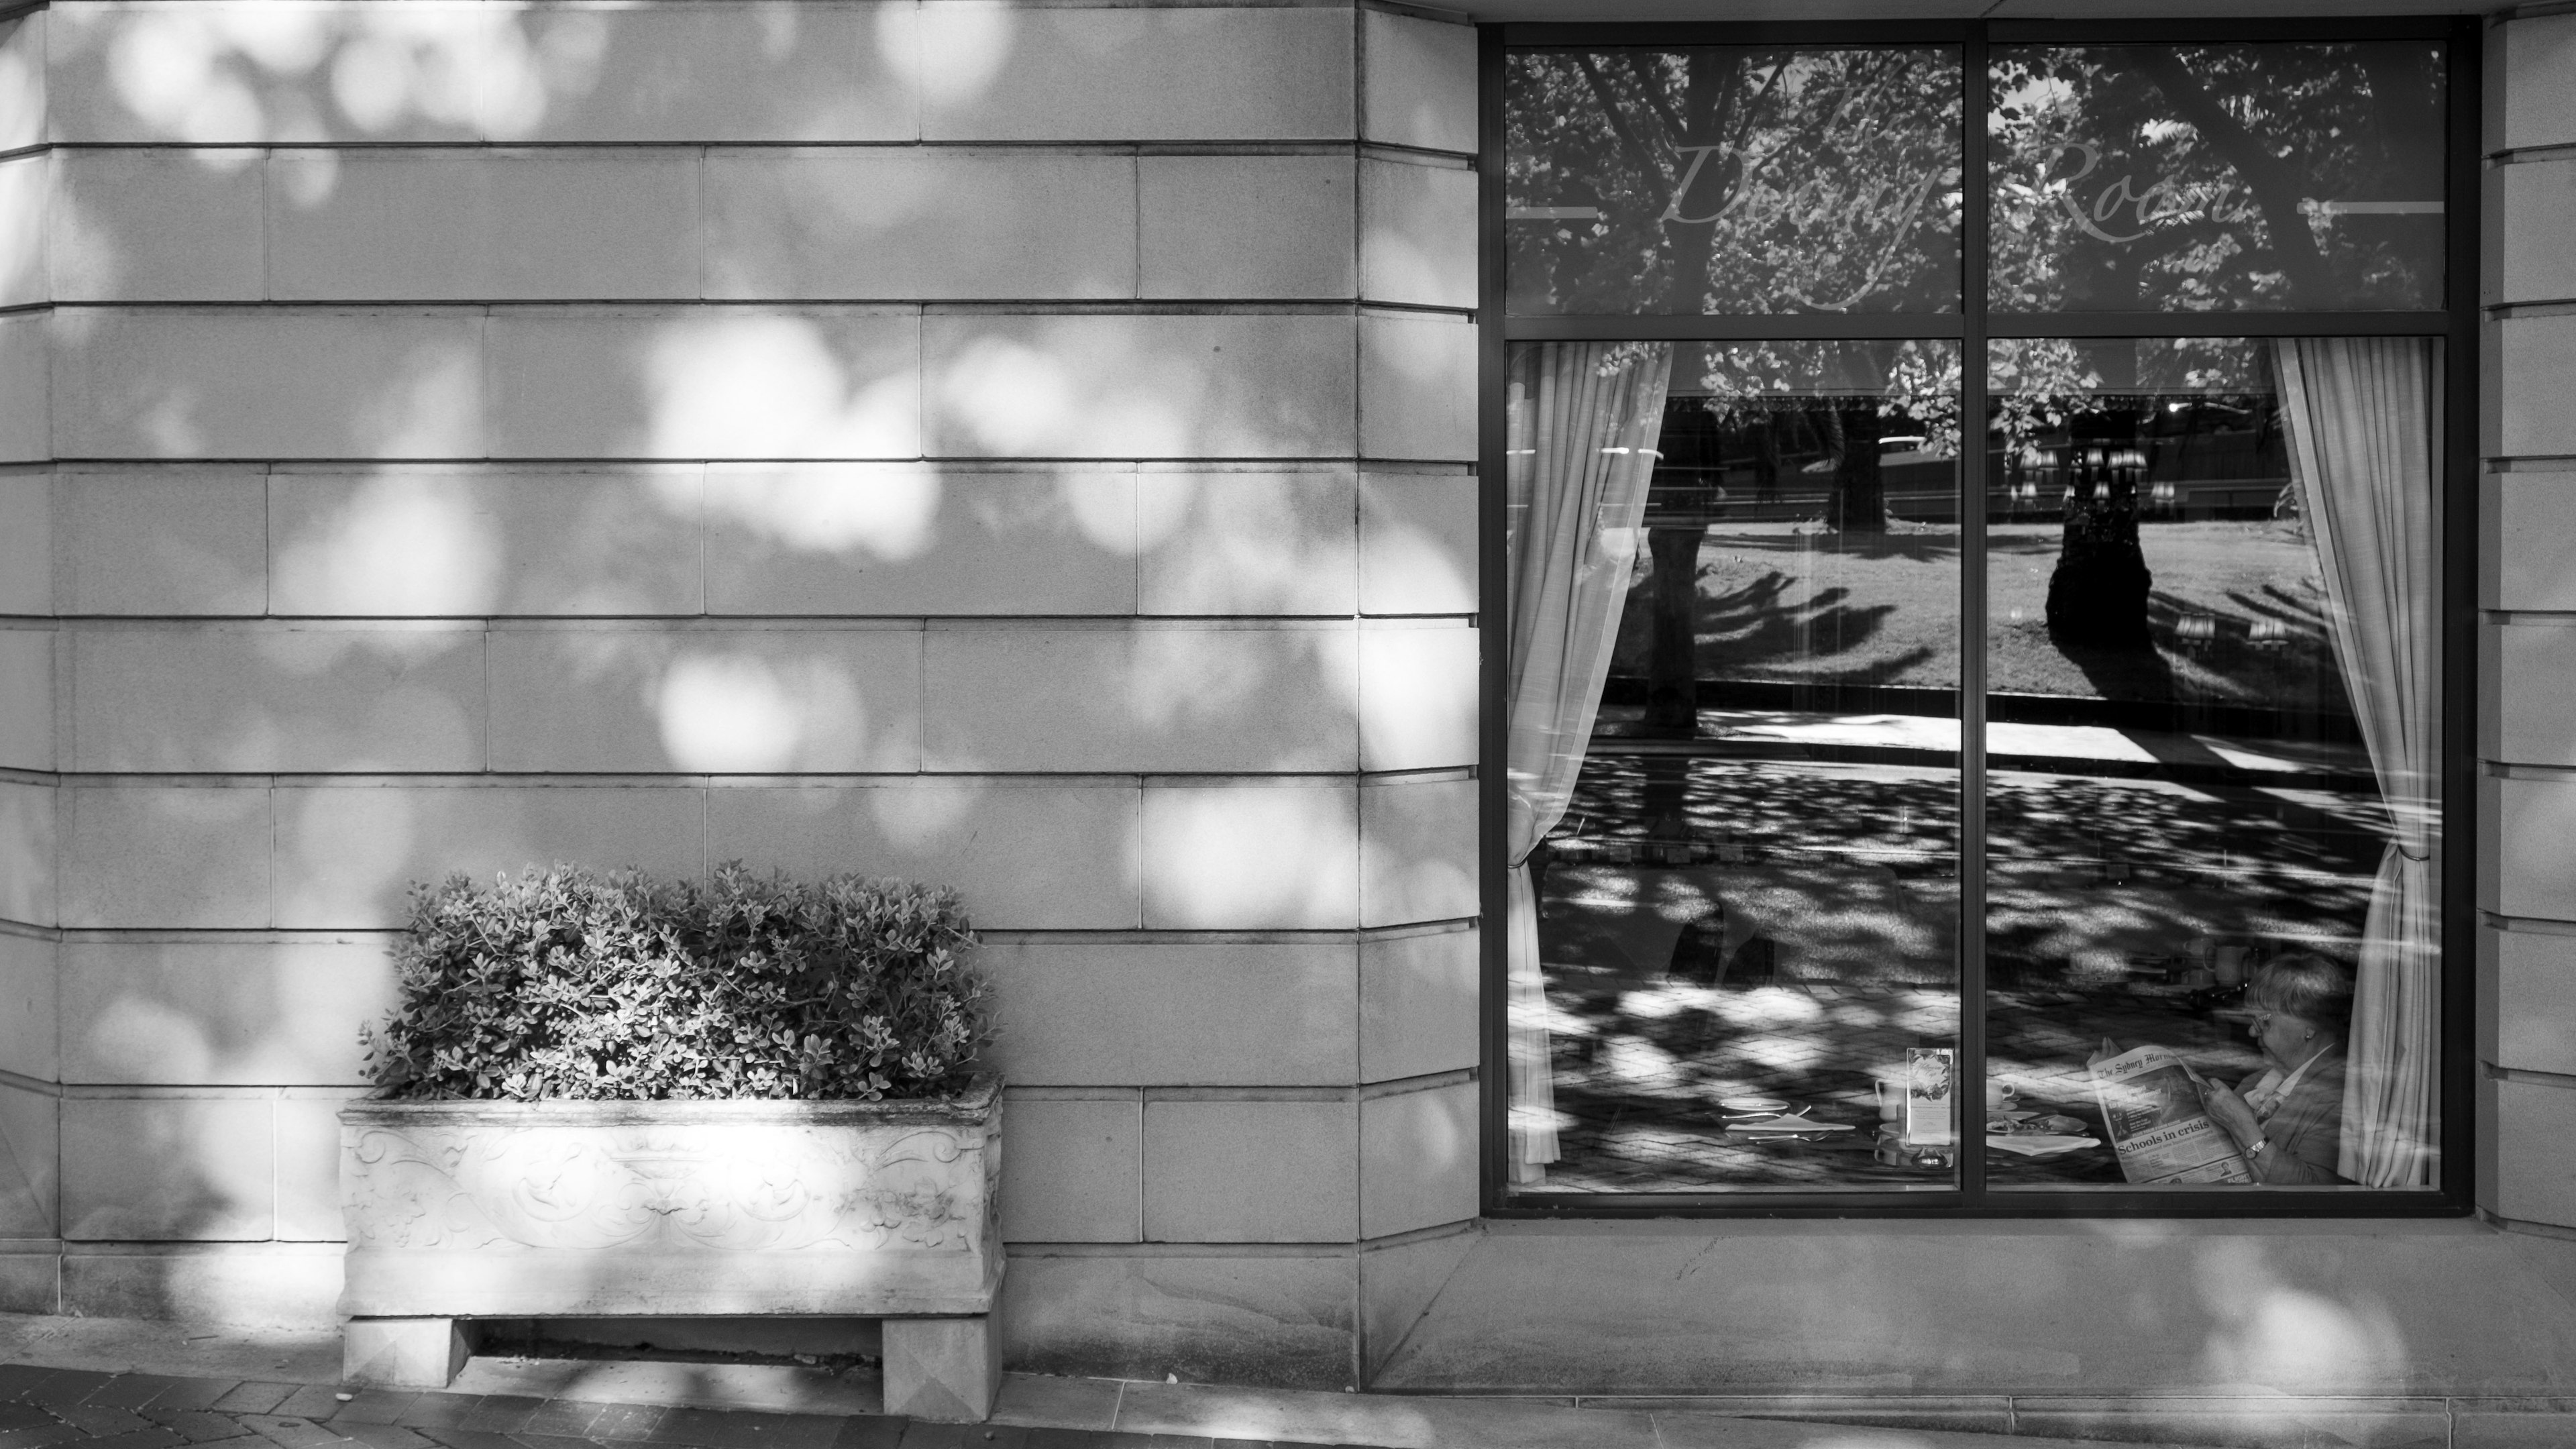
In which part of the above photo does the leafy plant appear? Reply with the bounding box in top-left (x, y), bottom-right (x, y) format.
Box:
top-left (365, 863), bottom-right (993, 1102)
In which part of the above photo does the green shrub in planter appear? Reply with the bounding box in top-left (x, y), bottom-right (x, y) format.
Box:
top-left (365, 861), bottom-right (994, 1102)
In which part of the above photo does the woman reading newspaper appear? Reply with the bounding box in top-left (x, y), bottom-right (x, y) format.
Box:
top-left (2084, 953), bottom-right (2353, 1186)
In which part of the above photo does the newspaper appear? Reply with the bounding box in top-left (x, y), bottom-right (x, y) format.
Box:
top-left (2086, 1044), bottom-right (2255, 1185)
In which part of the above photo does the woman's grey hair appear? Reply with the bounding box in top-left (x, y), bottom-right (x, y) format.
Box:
top-left (2249, 951), bottom-right (2354, 1035)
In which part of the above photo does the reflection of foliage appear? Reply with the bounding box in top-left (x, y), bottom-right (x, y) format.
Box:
top-left (1508, 46), bottom-right (1963, 315)
top-left (1693, 341), bottom-right (1962, 459)
top-left (1990, 43), bottom-right (2445, 311)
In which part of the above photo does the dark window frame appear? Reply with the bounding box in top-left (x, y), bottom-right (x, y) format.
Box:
top-left (1475, 15), bottom-right (2482, 1219)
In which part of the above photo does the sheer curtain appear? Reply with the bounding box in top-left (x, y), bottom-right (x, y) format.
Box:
top-left (1503, 342), bottom-right (1674, 1184)
top-left (2273, 336), bottom-right (2443, 1189)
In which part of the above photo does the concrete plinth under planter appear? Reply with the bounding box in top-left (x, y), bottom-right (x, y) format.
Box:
top-left (336, 1081), bottom-right (1003, 1421)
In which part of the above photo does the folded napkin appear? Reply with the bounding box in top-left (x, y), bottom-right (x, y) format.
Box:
top-left (1984, 1133), bottom-right (2099, 1157)
top-left (1724, 1113), bottom-right (1856, 1134)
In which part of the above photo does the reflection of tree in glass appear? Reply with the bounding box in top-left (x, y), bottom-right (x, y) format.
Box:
top-left (1989, 44), bottom-right (2445, 312)
top-left (1507, 47), bottom-right (1964, 315)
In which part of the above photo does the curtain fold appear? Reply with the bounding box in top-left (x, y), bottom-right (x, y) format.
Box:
top-left (2273, 336), bottom-right (2443, 1190)
top-left (1503, 341), bottom-right (1674, 1183)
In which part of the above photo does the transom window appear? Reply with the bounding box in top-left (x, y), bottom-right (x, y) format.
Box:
top-left (1483, 19), bottom-right (2474, 1214)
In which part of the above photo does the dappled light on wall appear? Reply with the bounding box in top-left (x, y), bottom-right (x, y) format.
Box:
top-left (273, 473), bottom-right (502, 616)
top-left (701, 464), bottom-right (943, 560)
top-left (655, 651), bottom-right (874, 775)
top-left (647, 315), bottom-right (916, 460)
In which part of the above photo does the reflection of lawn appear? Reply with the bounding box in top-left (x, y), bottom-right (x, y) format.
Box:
top-left (1617, 519), bottom-right (2343, 706)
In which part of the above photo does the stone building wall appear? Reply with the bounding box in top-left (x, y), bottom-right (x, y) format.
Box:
top-left (0, 0), bottom-right (1484, 1386)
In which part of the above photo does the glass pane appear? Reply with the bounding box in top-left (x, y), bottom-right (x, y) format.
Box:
top-left (1506, 48), bottom-right (1964, 315)
top-left (1989, 44), bottom-right (2446, 313)
top-left (1507, 339), bottom-right (1962, 1194)
top-left (1981, 336), bottom-right (2442, 1189)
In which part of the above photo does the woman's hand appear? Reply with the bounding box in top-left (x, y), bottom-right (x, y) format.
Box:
top-left (2196, 1077), bottom-right (2262, 1145)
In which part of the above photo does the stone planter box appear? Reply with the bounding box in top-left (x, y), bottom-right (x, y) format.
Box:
top-left (336, 1079), bottom-right (1002, 1419)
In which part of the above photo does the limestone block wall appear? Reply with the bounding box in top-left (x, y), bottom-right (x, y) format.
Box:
top-left (0, 0), bottom-right (1483, 1386)
top-left (2483, 5), bottom-right (2576, 1233)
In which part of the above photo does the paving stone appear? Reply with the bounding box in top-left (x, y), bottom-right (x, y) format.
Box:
top-left (274, 1389), bottom-right (347, 1422)
top-left (337, 1428), bottom-right (437, 1449)
top-left (412, 1430), bottom-right (531, 1449)
top-left (23, 1371), bottom-right (121, 1407)
top-left (826, 1419), bottom-right (902, 1449)
top-left (651, 1411), bottom-right (843, 1449)
top-left (0, 1370), bottom-right (51, 1403)
top-left (59, 1403), bottom-right (160, 1435)
top-left (0, 1410), bottom-right (49, 1434)
top-left (894, 1426), bottom-right (1027, 1449)
top-left (141, 1385), bottom-right (244, 1415)
top-left (456, 1401), bottom-right (544, 1436)
top-left (236, 1415), bottom-right (354, 1449)
top-left (575, 1407), bottom-right (663, 1444)
top-left (511, 1405), bottom-right (602, 1441)
top-left (87, 1378), bottom-right (193, 1411)
top-left (396, 1400), bottom-right (486, 1432)
top-left (82, 1431), bottom-right (191, 1449)
top-left (213, 1387), bottom-right (299, 1416)
top-left (332, 1396), bottom-right (422, 1430)
top-left (504, 1435), bottom-right (603, 1449)
top-left (0, 1421), bottom-right (91, 1449)
top-left (143, 1408), bottom-right (258, 1443)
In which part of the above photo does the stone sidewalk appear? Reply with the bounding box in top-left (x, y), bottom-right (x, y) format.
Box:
top-left (0, 1316), bottom-right (2166, 1449)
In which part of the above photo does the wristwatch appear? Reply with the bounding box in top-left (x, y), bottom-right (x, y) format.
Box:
top-left (2245, 1136), bottom-right (2269, 1160)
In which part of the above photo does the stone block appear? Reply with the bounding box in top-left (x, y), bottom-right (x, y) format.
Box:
top-left (0, 627), bottom-right (51, 772)
top-left (2496, 160), bottom-right (2576, 307)
top-left (920, 5), bottom-right (1351, 142)
top-left (487, 309), bottom-right (920, 460)
top-left (1136, 470), bottom-right (1358, 617)
top-left (0, 931), bottom-right (57, 1082)
top-left (1360, 11), bottom-right (1478, 156)
top-left (1142, 1098), bottom-right (1356, 1243)
top-left (999, 1248), bottom-right (1355, 1389)
top-left (981, 941), bottom-right (1357, 1088)
top-left (2494, 930), bottom-right (2576, 1077)
top-left (705, 780), bottom-right (1140, 930)
top-left (45, 4), bottom-right (483, 145)
top-left (2489, 775), bottom-right (2576, 921)
top-left (2498, 317), bottom-right (2576, 460)
top-left (270, 466), bottom-right (703, 618)
top-left (2487, 471), bottom-right (2576, 611)
top-left (270, 150), bottom-right (698, 302)
top-left (1138, 156), bottom-right (1354, 301)
top-left (706, 150), bottom-right (1132, 301)
top-left (504, 4), bottom-right (917, 144)
top-left (1358, 1081), bottom-right (1479, 1240)
top-left (2491, 622), bottom-right (2576, 766)
top-left (1359, 928), bottom-right (1479, 1085)
top-left (1359, 313), bottom-right (1476, 463)
top-left (485, 626), bottom-right (922, 774)
top-left (53, 310), bottom-right (486, 460)
top-left (0, 1077), bottom-right (57, 1238)
top-left (2494, 1077), bottom-right (2576, 1229)
top-left (1358, 1225), bottom-right (1475, 1378)
top-left (1359, 776), bottom-right (1478, 928)
top-left (70, 625), bottom-right (486, 773)
top-left (704, 465), bottom-right (1135, 616)
top-left (1359, 160), bottom-right (1477, 311)
top-left (881, 1316), bottom-right (998, 1423)
top-left (922, 625), bottom-right (1356, 773)
top-left (1360, 470), bottom-right (1477, 616)
top-left (923, 313), bottom-right (1354, 460)
top-left (59, 937), bottom-right (394, 1087)
top-left (270, 782), bottom-right (704, 930)
top-left (343, 1319), bottom-right (468, 1391)
top-left (0, 315), bottom-right (45, 462)
top-left (59, 467), bottom-right (268, 615)
top-left (0, 780), bottom-right (58, 928)
top-left (1359, 623), bottom-right (1477, 773)
top-left (0, 13), bottom-right (40, 152)
top-left (0, 469), bottom-right (50, 614)
top-left (61, 1095), bottom-right (274, 1240)
top-left (2499, 11), bottom-right (2576, 152)
top-left (51, 149), bottom-right (264, 301)
top-left (1140, 782), bottom-right (1358, 930)
top-left (0, 155), bottom-right (43, 307)
top-left (997, 1093), bottom-right (1140, 1244)
top-left (60, 785), bottom-right (270, 930)
top-left (274, 1093), bottom-right (353, 1242)
top-left (60, 1243), bottom-right (342, 1329)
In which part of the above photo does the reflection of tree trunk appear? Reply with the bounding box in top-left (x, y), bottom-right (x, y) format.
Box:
top-left (1751, 417), bottom-right (1780, 503)
top-left (1825, 406), bottom-right (1887, 537)
top-left (2044, 440), bottom-right (2154, 648)
top-left (1644, 525), bottom-right (1703, 735)
top-left (2132, 49), bottom-right (2331, 306)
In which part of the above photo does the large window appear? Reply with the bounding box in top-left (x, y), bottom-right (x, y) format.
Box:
top-left (1485, 21), bottom-right (2473, 1212)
